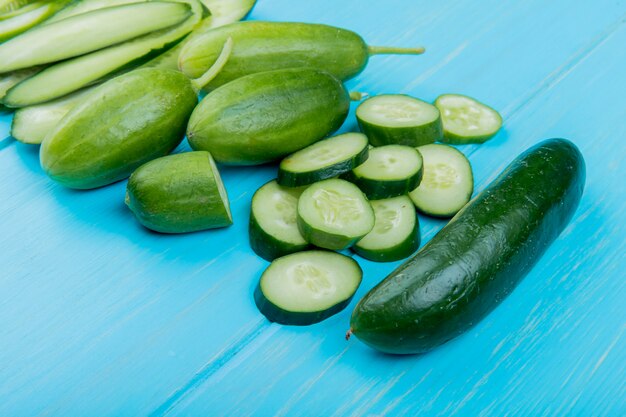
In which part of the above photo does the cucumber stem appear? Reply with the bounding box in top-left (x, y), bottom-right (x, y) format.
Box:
top-left (350, 91), bottom-right (368, 101)
top-left (367, 45), bottom-right (426, 56)
top-left (189, 36), bottom-right (233, 92)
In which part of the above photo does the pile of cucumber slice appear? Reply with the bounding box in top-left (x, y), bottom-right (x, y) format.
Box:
top-left (252, 92), bottom-right (502, 326)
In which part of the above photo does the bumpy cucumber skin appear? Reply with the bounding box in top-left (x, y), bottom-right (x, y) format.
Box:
top-left (357, 96), bottom-right (443, 147)
top-left (40, 69), bottom-right (197, 189)
top-left (249, 211), bottom-right (310, 261)
top-left (126, 151), bottom-right (232, 233)
top-left (344, 167), bottom-right (423, 200)
top-left (350, 139), bottom-right (585, 354)
top-left (187, 68), bottom-right (350, 165)
top-left (278, 145), bottom-right (369, 187)
top-left (254, 251), bottom-right (363, 326)
top-left (435, 94), bottom-right (503, 144)
top-left (179, 21), bottom-right (368, 90)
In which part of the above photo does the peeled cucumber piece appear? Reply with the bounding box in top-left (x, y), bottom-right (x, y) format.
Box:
top-left (0, 2), bottom-right (193, 73)
top-left (44, 0), bottom-right (149, 24)
top-left (0, 1), bottom-right (67, 42)
top-left (0, 67), bottom-right (39, 101)
top-left (3, 0), bottom-right (204, 107)
top-left (126, 151), bottom-right (232, 233)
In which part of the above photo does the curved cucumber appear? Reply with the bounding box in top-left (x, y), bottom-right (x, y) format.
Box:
top-left (255, 250), bottom-right (362, 325)
top-left (126, 151), bottom-right (232, 233)
top-left (249, 180), bottom-right (309, 261)
top-left (3, 0), bottom-right (204, 107)
top-left (353, 196), bottom-right (420, 262)
top-left (179, 21), bottom-right (424, 90)
top-left (344, 145), bottom-right (423, 200)
top-left (0, 2), bottom-right (192, 73)
top-left (278, 133), bottom-right (369, 187)
top-left (357, 94), bottom-right (442, 146)
top-left (297, 178), bottom-right (374, 250)
top-left (409, 144), bottom-right (473, 217)
top-left (40, 68), bottom-right (198, 189)
top-left (187, 68), bottom-right (350, 165)
top-left (350, 139), bottom-right (586, 354)
top-left (435, 94), bottom-right (502, 144)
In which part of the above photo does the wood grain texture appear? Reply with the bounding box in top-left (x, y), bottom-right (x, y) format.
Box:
top-left (1, 0), bottom-right (625, 416)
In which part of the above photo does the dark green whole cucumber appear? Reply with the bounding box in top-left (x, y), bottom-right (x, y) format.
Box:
top-left (187, 68), bottom-right (351, 165)
top-left (349, 139), bottom-right (585, 354)
top-left (179, 21), bottom-right (425, 90)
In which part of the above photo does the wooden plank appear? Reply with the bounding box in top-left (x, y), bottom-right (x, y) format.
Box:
top-left (0, 0), bottom-right (624, 415)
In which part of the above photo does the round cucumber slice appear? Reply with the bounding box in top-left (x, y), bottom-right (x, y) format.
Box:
top-left (249, 180), bottom-right (309, 261)
top-left (435, 94), bottom-right (502, 144)
top-left (254, 250), bottom-right (362, 325)
top-left (353, 195), bottom-right (420, 262)
top-left (409, 144), bottom-right (473, 217)
top-left (356, 94), bottom-right (442, 146)
top-left (278, 132), bottom-right (369, 187)
top-left (344, 144), bottom-right (423, 200)
top-left (297, 178), bottom-right (374, 250)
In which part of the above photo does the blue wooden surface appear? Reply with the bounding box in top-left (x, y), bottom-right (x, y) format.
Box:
top-left (1, 0), bottom-right (625, 416)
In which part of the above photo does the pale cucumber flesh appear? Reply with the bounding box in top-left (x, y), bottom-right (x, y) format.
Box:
top-left (357, 94), bottom-right (439, 128)
top-left (281, 133), bottom-right (368, 173)
top-left (252, 180), bottom-right (306, 246)
top-left (435, 94), bottom-right (502, 141)
top-left (352, 145), bottom-right (422, 181)
top-left (356, 196), bottom-right (416, 251)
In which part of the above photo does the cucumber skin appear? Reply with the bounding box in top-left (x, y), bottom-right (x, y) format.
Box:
top-left (343, 168), bottom-right (423, 200)
top-left (278, 146), bottom-right (369, 187)
top-left (179, 21), bottom-right (369, 90)
top-left (249, 209), bottom-right (310, 261)
top-left (40, 69), bottom-right (197, 189)
top-left (353, 214), bottom-right (420, 262)
top-left (350, 139), bottom-right (585, 354)
top-left (187, 68), bottom-right (350, 166)
top-left (126, 151), bottom-right (232, 233)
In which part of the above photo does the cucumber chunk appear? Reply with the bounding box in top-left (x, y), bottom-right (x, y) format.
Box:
top-left (0, 2), bottom-right (192, 73)
top-left (435, 94), bottom-right (502, 144)
top-left (297, 178), bottom-right (374, 250)
top-left (356, 94), bottom-right (442, 146)
top-left (353, 196), bottom-right (420, 262)
top-left (278, 133), bottom-right (369, 187)
top-left (344, 144), bottom-right (423, 200)
top-left (254, 250), bottom-right (362, 325)
top-left (409, 144), bottom-right (473, 217)
top-left (249, 180), bottom-right (309, 261)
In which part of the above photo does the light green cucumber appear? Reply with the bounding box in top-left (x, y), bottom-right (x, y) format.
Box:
top-left (0, 0), bottom-right (36, 14)
top-left (0, 0), bottom-right (67, 42)
top-left (179, 21), bottom-right (424, 90)
top-left (435, 94), bottom-right (503, 144)
top-left (356, 94), bottom-right (442, 146)
top-left (353, 196), bottom-right (420, 262)
top-left (249, 180), bottom-right (309, 261)
top-left (44, 0), bottom-right (148, 24)
top-left (0, 67), bottom-right (40, 101)
top-left (2, 0), bottom-right (205, 107)
top-left (0, 2), bottom-right (192, 73)
top-left (187, 68), bottom-right (351, 165)
top-left (126, 151), bottom-right (232, 233)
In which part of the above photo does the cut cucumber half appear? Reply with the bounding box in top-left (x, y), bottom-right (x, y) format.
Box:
top-left (3, 0), bottom-right (203, 106)
top-left (254, 250), bottom-right (362, 325)
top-left (278, 132), bottom-right (369, 187)
top-left (353, 196), bottom-right (420, 262)
top-left (0, 67), bottom-right (39, 101)
top-left (201, 0), bottom-right (256, 27)
top-left (356, 94), bottom-right (442, 147)
top-left (409, 144), bottom-right (473, 217)
top-left (297, 178), bottom-right (374, 250)
top-left (0, 2), bottom-right (193, 73)
top-left (435, 94), bottom-right (502, 144)
top-left (249, 180), bottom-right (309, 261)
top-left (0, 1), bottom-right (65, 42)
top-left (344, 144), bottom-right (423, 200)
top-left (44, 0), bottom-right (149, 24)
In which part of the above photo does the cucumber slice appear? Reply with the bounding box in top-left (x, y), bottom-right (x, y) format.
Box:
top-left (44, 0), bottom-right (148, 24)
top-left (409, 144), bottom-right (473, 217)
top-left (344, 144), bottom-right (423, 200)
top-left (356, 94), bottom-right (442, 147)
top-left (435, 94), bottom-right (502, 144)
top-left (297, 178), bottom-right (374, 250)
top-left (11, 88), bottom-right (92, 144)
top-left (201, 0), bottom-right (256, 27)
top-left (278, 133), bottom-right (369, 187)
top-left (353, 196), bottom-right (420, 262)
top-left (0, 1), bottom-right (65, 42)
top-left (249, 180), bottom-right (309, 261)
top-left (0, 67), bottom-right (39, 101)
top-left (254, 250), bottom-right (362, 325)
top-left (3, 0), bottom-right (203, 106)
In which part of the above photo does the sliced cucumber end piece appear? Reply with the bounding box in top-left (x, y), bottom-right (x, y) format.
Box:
top-left (409, 144), bottom-right (473, 217)
top-left (435, 94), bottom-right (502, 144)
top-left (207, 151), bottom-right (232, 224)
top-left (255, 250), bottom-right (362, 325)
